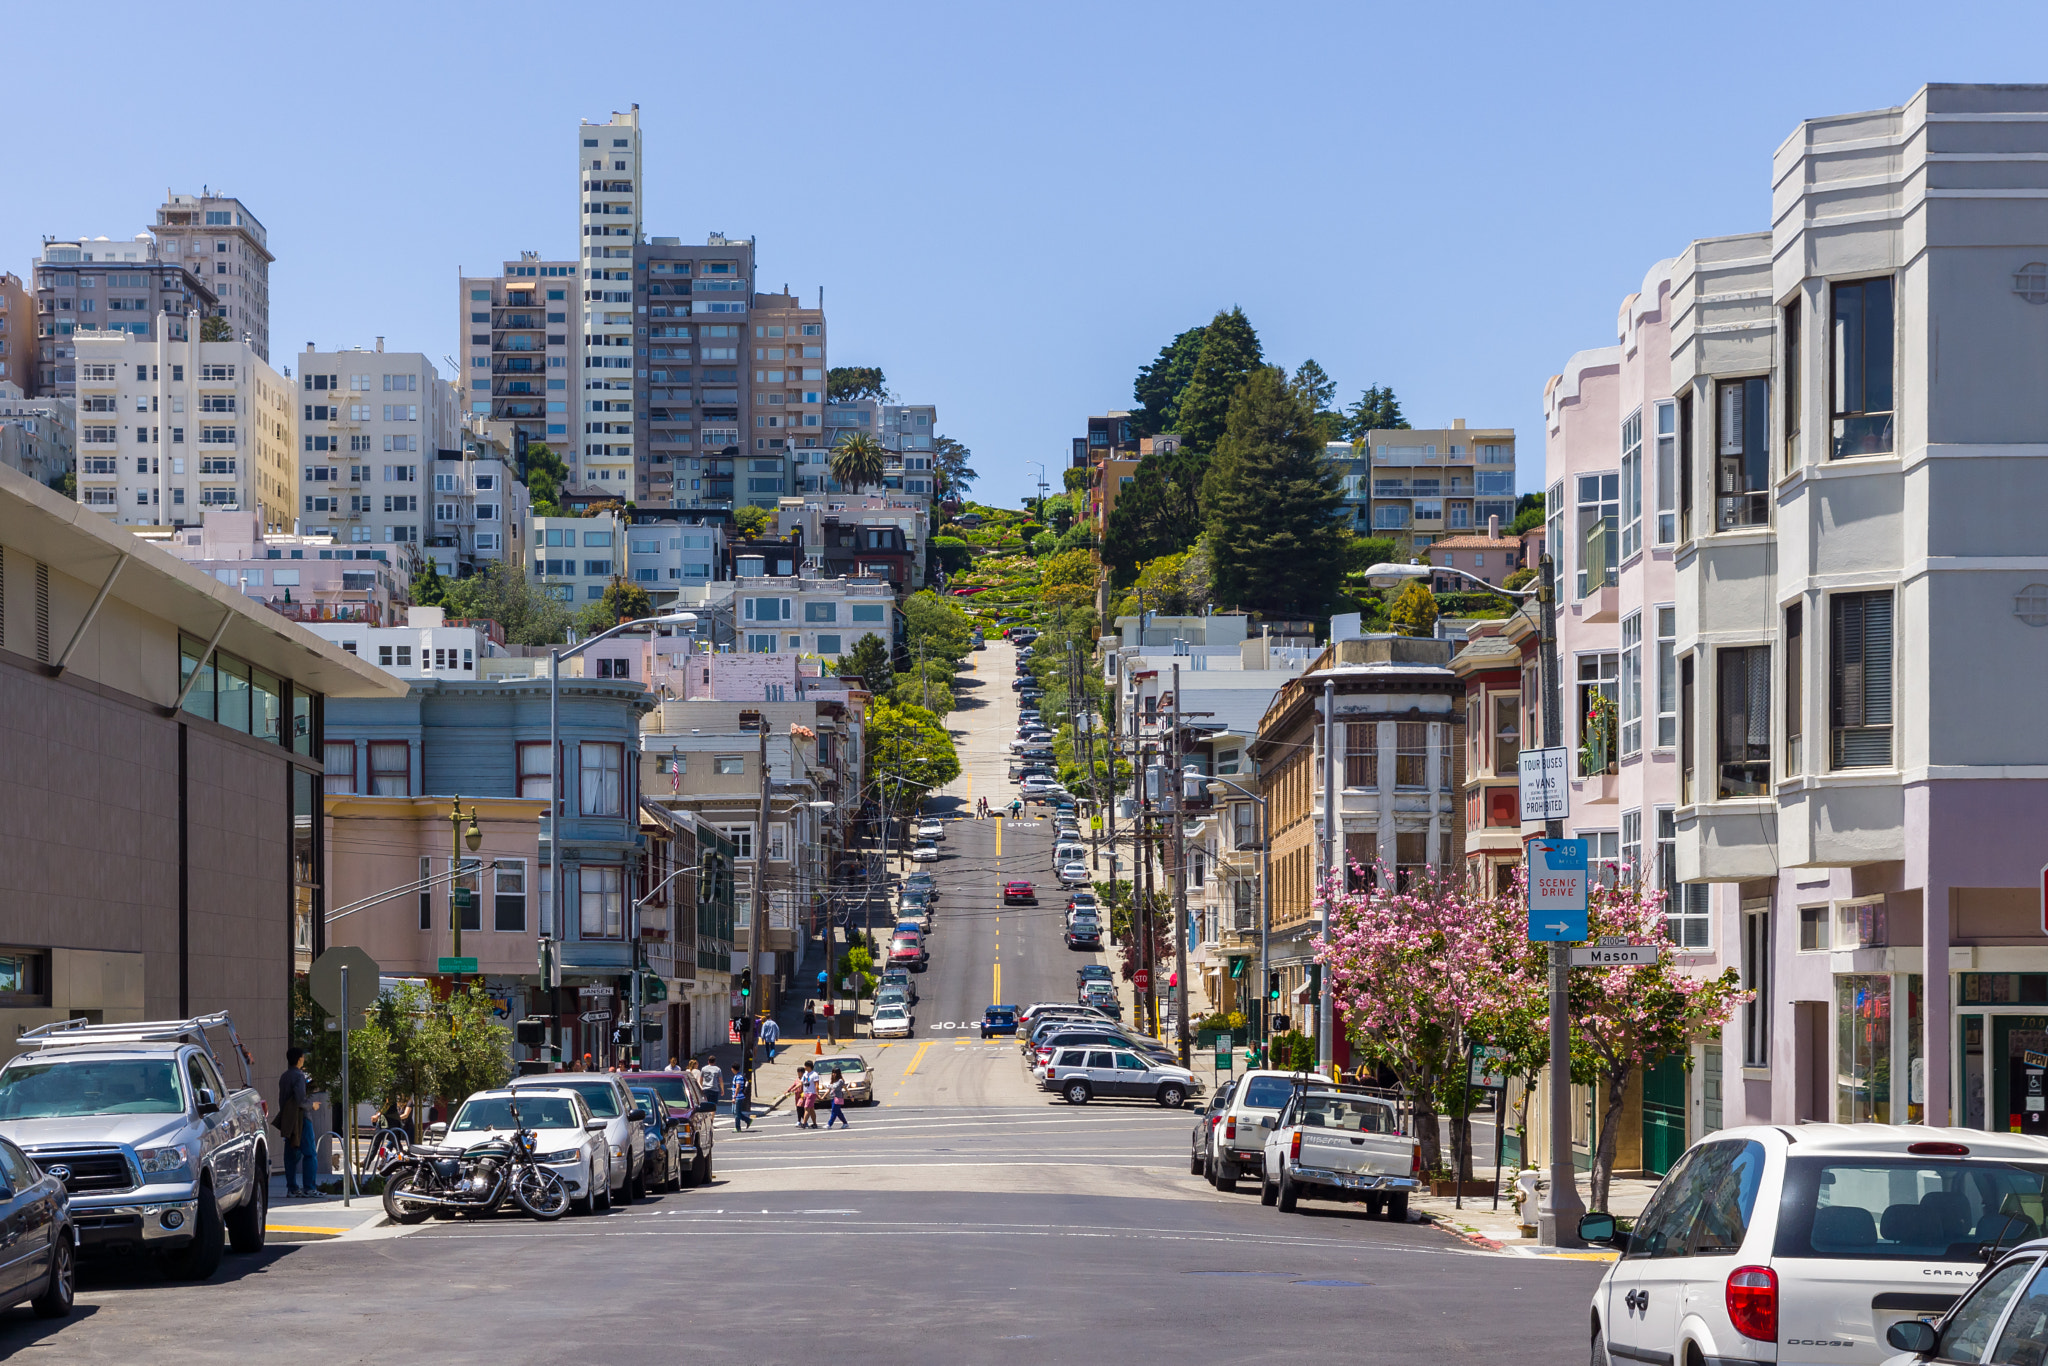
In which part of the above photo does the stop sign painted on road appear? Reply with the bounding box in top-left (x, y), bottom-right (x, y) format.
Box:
top-left (1133, 968), bottom-right (1150, 992)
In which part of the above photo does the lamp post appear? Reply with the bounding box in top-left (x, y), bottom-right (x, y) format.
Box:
top-left (1207, 777), bottom-right (1272, 1055)
top-left (547, 610), bottom-right (697, 1069)
top-left (1362, 554), bottom-right (1581, 1246)
top-left (449, 797), bottom-right (483, 972)
top-left (628, 860), bottom-right (710, 1066)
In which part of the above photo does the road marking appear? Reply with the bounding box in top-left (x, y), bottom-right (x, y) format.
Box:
top-left (993, 960), bottom-right (1000, 1003)
top-left (900, 1039), bottom-right (938, 1077)
top-left (266, 1223), bottom-right (346, 1236)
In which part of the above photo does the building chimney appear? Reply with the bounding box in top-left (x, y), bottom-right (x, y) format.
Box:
top-left (306, 342), bottom-right (314, 352)
top-left (1453, 418), bottom-right (1466, 431)
top-left (376, 336), bottom-right (384, 353)
top-left (1489, 515), bottom-right (1500, 540)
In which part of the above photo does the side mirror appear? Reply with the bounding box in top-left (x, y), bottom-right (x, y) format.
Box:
top-left (1578, 1212), bottom-right (1618, 1244)
top-left (195, 1088), bottom-right (220, 1116)
top-left (428, 1122), bottom-right (448, 1140)
top-left (1258, 1117), bottom-right (1277, 1130)
top-left (585, 1119), bottom-right (609, 1132)
top-left (698, 1099), bottom-right (719, 1113)
top-left (1887, 1320), bottom-right (1939, 1356)
top-left (628, 1107), bottom-right (647, 1122)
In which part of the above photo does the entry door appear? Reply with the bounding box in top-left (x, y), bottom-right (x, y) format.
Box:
top-left (1641, 1056), bottom-right (1687, 1176)
top-left (1960, 1014), bottom-right (1986, 1131)
top-left (1995, 1017), bottom-right (2048, 1137)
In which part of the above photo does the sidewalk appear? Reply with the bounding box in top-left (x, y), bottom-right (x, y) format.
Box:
top-left (266, 1167), bottom-right (398, 1242)
top-left (1415, 1168), bottom-right (1662, 1258)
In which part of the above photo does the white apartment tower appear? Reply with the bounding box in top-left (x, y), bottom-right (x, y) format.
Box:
top-left (578, 107), bottom-right (643, 496)
top-left (294, 343), bottom-right (459, 552)
top-left (149, 193), bottom-right (273, 362)
top-left (72, 326), bottom-right (295, 531)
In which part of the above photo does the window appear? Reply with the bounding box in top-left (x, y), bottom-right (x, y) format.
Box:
top-left (1577, 653), bottom-right (1618, 776)
top-left (1798, 904), bottom-right (1829, 952)
top-left (453, 858), bottom-right (482, 932)
top-left (804, 600), bottom-right (837, 623)
top-left (518, 741), bottom-right (553, 803)
top-left (720, 824), bottom-right (754, 860)
top-left (1782, 297), bottom-right (1802, 469)
top-left (369, 741), bottom-right (409, 796)
top-left (1575, 472), bottom-right (1618, 597)
top-left (1831, 277), bottom-right (1894, 458)
top-left (1716, 646), bottom-right (1771, 798)
top-left (1680, 654), bottom-right (1696, 803)
top-left (579, 742), bottom-right (623, 816)
top-left (1740, 901), bottom-right (1770, 1068)
top-left (1784, 603), bottom-right (1804, 775)
top-left (816, 634), bottom-right (841, 654)
top-left (1677, 392), bottom-right (1693, 542)
top-left (1232, 803), bottom-right (1257, 851)
top-left (419, 856), bottom-right (433, 930)
top-left (1582, 830), bottom-right (1620, 889)
top-left (1492, 694), bottom-right (1520, 775)
top-left (1345, 722), bottom-right (1377, 788)
top-left (1716, 377), bottom-right (1770, 529)
top-left (1620, 611), bottom-right (1643, 757)
top-left (494, 859), bottom-right (527, 932)
top-left (1394, 722), bottom-right (1428, 789)
top-left (323, 741), bottom-right (355, 795)
top-left (1621, 809), bottom-right (1642, 887)
top-left (578, 866), bottom-right (623, 939)
top-left (1830, 591), bottom-right (1894, 768)
top-left (715, 756), bottom-right (744, 776)
top-left (1620, 409), bottom-right (1643, 561)
top-left (595, 657), bottom-right (631, 679)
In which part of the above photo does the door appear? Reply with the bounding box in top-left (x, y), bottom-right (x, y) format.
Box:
top-left (1641, 1056), bottom-right (1687, 1176)
top-left (1082, 1051), bottom-right (1117, 1094)
top-left (1112, 1052), bottom-right (1149, 1099)
top-left (1961, 1014), bottom-right (1987, 1130)
top-left (1995, 1016), bottom-right (2048, 1137)
top-left (187, 1053), bottom-right (236, 1200)
top-left (1603, 1143), bottom-right (1706, 1364)
top-left (0, 1143), bottom-right (48, 1301)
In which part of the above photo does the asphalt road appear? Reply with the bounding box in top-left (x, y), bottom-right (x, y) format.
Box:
top-left (2, 639), bottom-right (1604, 1361)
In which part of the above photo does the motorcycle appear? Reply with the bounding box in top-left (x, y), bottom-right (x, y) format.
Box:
top-left (381, 1103), bottom-right (570, 1223)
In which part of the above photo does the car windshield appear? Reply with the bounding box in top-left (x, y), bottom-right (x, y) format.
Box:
top-left (454, 1095), bottom-right (579, 1131)
top-left (1773, 1156), bottom-right (2048, 1262)
top-left (527, 1078), bottom-right (620, 1118)
top-left (876, 1007), bottom-right (906, 1020)
top-left (1240, 1077), bottom-right (1296, 1110)
top-left (816, 1059), bottom-right (865, 1074)
top-left (0, 1059), bottom-right (186, 1118)
top-left (1296, 1093), bottom-right (1398, 1134)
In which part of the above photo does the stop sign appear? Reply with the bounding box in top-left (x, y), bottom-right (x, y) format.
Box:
top-left (1133, 968), bottom-right (1151, 992)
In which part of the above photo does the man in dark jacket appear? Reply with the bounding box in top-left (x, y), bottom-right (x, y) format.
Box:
top-left (277, 1048), bottom-right (314, 1196)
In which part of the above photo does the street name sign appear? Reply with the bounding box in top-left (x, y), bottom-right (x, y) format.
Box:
top-left (1527, 838), bottom-right (1589, 942)
top-left (578, 984), bottom-right (615, 998)
top-left (437, 956), bottom-right (478, 974)
top-left (1569, 944), bottom-right (1661, 967)
top-left (1517, 747), bottom-right (1571, 822)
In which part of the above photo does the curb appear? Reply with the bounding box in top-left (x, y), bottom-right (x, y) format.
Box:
top-left (1423, 1214), bottom-right (1505, 1252)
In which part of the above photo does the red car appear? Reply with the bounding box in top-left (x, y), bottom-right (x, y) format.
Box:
top-left (1002, 880), bottom-right (1036, 905)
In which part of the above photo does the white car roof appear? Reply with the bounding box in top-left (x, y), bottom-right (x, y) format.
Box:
top-left (1715, 1122), bottom-right (2048, 1160)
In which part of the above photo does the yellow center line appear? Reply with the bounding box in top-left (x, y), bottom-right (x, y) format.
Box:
top-left (266, 1224), bottom-right (346, 1236)
top-left (900, 1039), bottom-right (938, 1077)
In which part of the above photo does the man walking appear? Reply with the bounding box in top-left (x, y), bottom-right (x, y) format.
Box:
top-left (276, 1047), bottom-right (315, 1197)
top-left (759, 1014), bottom-right (781, 1063)
top-left (826, 1069), bottom-right (850, 1129)
top-left (699, 1055), bottom-right (723, 1103)
top-left (730, 1069), bottom-right (752, 1131)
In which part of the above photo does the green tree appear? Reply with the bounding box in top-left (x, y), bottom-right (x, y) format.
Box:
top-left (437, 981), bottom-right (515, 1094)
top-left (1503, 565), bottom-right (1536, 591)
top-left (867, 697), bottom-right (960, 795)
top-left (733, 504), bottom-right (772, 538)
top-left (575, 577), bottom-right (655, 635)
top-left (1040, 549), bottom-right (1096, 589)
top-left (1109, 547), bottom-right (1211, 618)
top-left (1340, 384), bottom-right (1409, 438)
top-left (829, 432), bottom-right (888, 494)
top-left (442, 559), bottom-right (573, 646)
top-left (54, 469), bottom-right (76, 498)
top-left (200, 314), bottom-right (232, 342)
top-left (293, 977), bottom-right (394, 1107)
top-left (1201, 365), bottom-right (1347, 617)
top-left (1101, 445), bottom-right (1207, 586)
top-left (929, 536), bottom-right (973, 575)
top-left (410, 557), bottom-right (449, 608)
top-left (1131, 325), bottom-right (1207, 436)
top-left (1343, 534), bottom-right (1401, 577)
top-left (932, 435), bottom-right (977, 495)
top-left (836, 633), bottom-right (895, 692)
top-left (836, 943), bottom-right (878, 1003)
top-left (1172, 307), bottom-right (1263, 452)
top-left (522, 443), bottom-right (569, 517)
top-left (1291, 358), bottom-right (1346, 441)
top-left (890, 674), bottom-right (954, 716)
top-left (1388, 579), bottom-right (1440, 636)
top-left (376, 980), bottom-right (454, 1112)
top-left (826, 366), bottom-right (888, 402)
top-left (1509, 505), bottom-right (1544, 536)
top-left (902, 590), bottom-right (974, 666)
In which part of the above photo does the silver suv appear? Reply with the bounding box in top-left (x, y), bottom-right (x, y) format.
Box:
top-left (1043, 1045), bottom-right (1201, 1109)
top-left (0, 1014), bottom-right (270, 1279)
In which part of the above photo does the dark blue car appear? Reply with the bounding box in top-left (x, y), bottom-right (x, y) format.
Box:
top-left (981, 1005), bottom-right (1019, 1039)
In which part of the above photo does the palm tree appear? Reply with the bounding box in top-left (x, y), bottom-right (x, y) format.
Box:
top-left (830, 433), bottom-right (887, 494)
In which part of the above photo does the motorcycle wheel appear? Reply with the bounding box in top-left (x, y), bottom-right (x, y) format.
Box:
top-left (381, 1161), bottom-right (435, 1225)
top-left (512, 1166), bottom-right (570, 1221)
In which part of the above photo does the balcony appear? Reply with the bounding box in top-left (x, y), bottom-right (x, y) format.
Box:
top-left (490, 359), bottom-right (545, 375)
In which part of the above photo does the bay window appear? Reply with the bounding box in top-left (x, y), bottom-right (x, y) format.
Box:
top-left (1716, 646), bottom-right (1771, 797)
top-left (1830, 591), bottom-right (1894, 768)
top-left (578, 865), bottom-right (623, 938)
top-left (1716, 377), bottom-right (1770, 529)
top-left (579, 741), bottom-right (623, 816)
top-left (1831, 277), bottom-right (1894, 458)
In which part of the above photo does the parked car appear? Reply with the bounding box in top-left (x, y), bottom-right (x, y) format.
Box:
top-left (0, 1133), bottom-right (73, 1318)
top-left (1260, 1083), bottom-right (1419, 1220)
top-left (917, 819), bottom-right (945, 842)
top-left (1002, 880), bottom-right (1037, 904)
top-left (982, 1006), bottom-right (1020, 1038)
top-left (1058, 863), bottom-right (1092, 889)
top-left (811, 1055), bottom-right (874, 1106)
top-left (444, 1087), bottom-right (610, 1211)
top-left (879, 968), bottom-right (919, 1005)
top-left (888, 934), bottom-right (928, 971)
top-left (1198, 1070), bottom-right (1319, 1191)
top-left (1068, 892), bottom-right (1100, 915)
top-left (0, 1013), bottom-right (269, 1280)
top-left (874, 987), bottom-right (911, 1016)
top-left (1192, 1081), bottom-right (1236, 1183)
top-left (1582, 1124), bottom-right (2048, 1366)
top-left (1065, 916), bottom-right (1103, 949)
top-left (910, 840), bottom-right (939, 863)
top-left (1080, 982), bottom-right (1120, 1017)
top-left (618, 1069), bottom-right (714, 1186)
top-left (504, 1072), bottom-right (647, 1204)
top-left (1878, 1235), bottom-right (2048, 1365)
top-left (624, 1089), bottom-right (686, 1193)
top-left (1032, 1027), bottom-right (1176, 1074)
top-left (1077, 963), bottom-right (1114, 990)
top-left (1042, 1045), bottom-right (1201, 1108)
top-left (871, 1004), bottom-right (915, 1039)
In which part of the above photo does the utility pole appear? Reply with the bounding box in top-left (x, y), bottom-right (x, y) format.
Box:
top-left (1320, 678), bottom-right (1337, 1076)
top-left (1536, 552), bottom-right (1586, 1247)
top-left (745, 718), bottom-right (769, 1093)
top-left (1170, 662), bottom-right (1191, 1067)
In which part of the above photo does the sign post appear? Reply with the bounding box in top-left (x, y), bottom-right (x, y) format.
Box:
top-left (1469, 1044), bottom-right (1509, 1211)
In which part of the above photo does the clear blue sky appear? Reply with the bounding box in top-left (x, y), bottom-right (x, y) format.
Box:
top-left (6, 1), bottom-right (2039, 506)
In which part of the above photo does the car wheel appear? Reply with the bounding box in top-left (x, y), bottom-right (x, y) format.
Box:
top-left (1365, 1195), bottom-right (1385, 1218)
top-left (1591, 1327), bottom-right (1610, 1366)
top-left (629, 1162), bottom-right (646, 1203)
top-left (164, 1180), bottom-right (225, 1280)
top-left (1277, 1171), bottom-right (1299, 1212)
top-left (31, 1231), bottom-right (74, 1318)
top-left (226, 1153), bottom-right (268, 1253)
top-left (1190, 1148), bottom-right (1205, 1175)
top-left (1385, 1193), bottom-right (1409, 1222)
top-left (1260, 1173), bottom-right (1278, 1207)
top-left (1157, 1083), bottom-right (1187, 1109)
top-left (596, 1172), bottom-right (612, 1212)
top-left (1214, 1164), bottom-right (1237, 1194)
top-left (1063, 1081), bottom-right (1091, 1105)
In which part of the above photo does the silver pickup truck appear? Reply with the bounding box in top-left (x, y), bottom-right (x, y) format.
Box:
top-left (0, 1014), bottom-right (271, 1278)
top-left (1259, 1082), bottom-right (1420, 1221)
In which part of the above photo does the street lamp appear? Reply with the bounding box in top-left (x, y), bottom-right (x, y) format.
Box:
top-left (627, 860), bottom-right (710, 1065)
top-left (1207, 777), bottom-right (1272, 1057)
top-left (1368, 554), bottom-right (1580, 1244)
top-left (547, 610), bottom-right (697, 1068)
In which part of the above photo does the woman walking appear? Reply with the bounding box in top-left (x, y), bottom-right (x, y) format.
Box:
top-left (826, 1070), bottom-right (850, 1129)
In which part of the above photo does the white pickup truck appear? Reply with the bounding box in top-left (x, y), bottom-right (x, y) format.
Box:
top-left (1259, 1082), bottom-right (1421, 1221)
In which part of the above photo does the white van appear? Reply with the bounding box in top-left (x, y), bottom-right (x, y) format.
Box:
top-left (1582, 1124), bottom-right (2048, 1366)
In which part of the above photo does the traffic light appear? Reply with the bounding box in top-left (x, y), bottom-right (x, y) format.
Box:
top-left (1306, 963), bottom-right (1322, 1005)
top-left (738, 968), bottom-right (753, 1003)
top-left (1268, 972), bottom-right (1281, 1002)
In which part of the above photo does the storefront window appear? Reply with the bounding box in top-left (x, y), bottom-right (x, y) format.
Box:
top-left (1904, 975), bottom-right (1924, 1124)
top-left (1837, 974), bottom-right (1892, 1123)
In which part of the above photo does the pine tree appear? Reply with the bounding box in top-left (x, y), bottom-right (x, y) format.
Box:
top-left (1171, 307), bottom-right (1263, 453)
top-left (1342, 384), bottom-right (1409, 437)
top-left (410, 557), bottom-right (449, 608)
top-left (1131, 326), bottom-right (1207, 436)
top-left (1201, 366), bottom-right (1347, 617)
top-left (1291, 359), bottom-right (1343, 442)
top-left (837, 634), bottom-right (894, 693)
top-left (1101, 445), bottom-right (1207, 587)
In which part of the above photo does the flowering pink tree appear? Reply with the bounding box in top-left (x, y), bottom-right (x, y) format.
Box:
top-left (1572, 878), bottom-right (1745, 1213)
top-left (1318, 864), bottom-right (1544, 1177)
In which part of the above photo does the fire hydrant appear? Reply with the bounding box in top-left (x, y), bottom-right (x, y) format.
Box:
top-left (1514, 1168), bottom-right (1542, 1238)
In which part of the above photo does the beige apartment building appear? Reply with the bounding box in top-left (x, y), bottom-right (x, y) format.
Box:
top-left (148, 193), bottom-right (273, 362)
top-left (72, 328), bottom-right (296, 531)
top-left (1364, 418), bottom-right (1517, 554)
top-left (637, 234), bottom-right (757, 508)
top-left (459, 253), bottom-right (579, 469)
top-left (293, 341), bottom-right (461, 552)
top-left (746, 291), bottom-right (826, 510)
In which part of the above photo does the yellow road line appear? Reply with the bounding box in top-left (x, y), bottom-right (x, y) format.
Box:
top-left (995, 819), bottom-right (1001, 859)
top-left (266, 1223), bottom-right (346, 1236)
top-left (901, 1039), bottom-right (938, 1076)
top-left (993, 960), bottom-right (1001, 1003)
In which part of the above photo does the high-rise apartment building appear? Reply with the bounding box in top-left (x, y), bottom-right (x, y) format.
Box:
top-left (458, 254), bottom-right (579, 465)
top-left (148, 193), bottom-right (273, 361)
top-left (0, 272), bottom-right (31, 391)
top-left (293, 343), bottom-right (461, 555)
top-left (578, 107), bottom-right (643, 495)
top-left (635, 234), bottom-right (756, 508)
top-left (72, 326), bottom-right (295, 531)
top-left (1362, 419), bottom-right (1516, 553)
top-left (32, 237), bottom-right (217, 397)
top-left (744, 290), bottom-right (825, 510)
